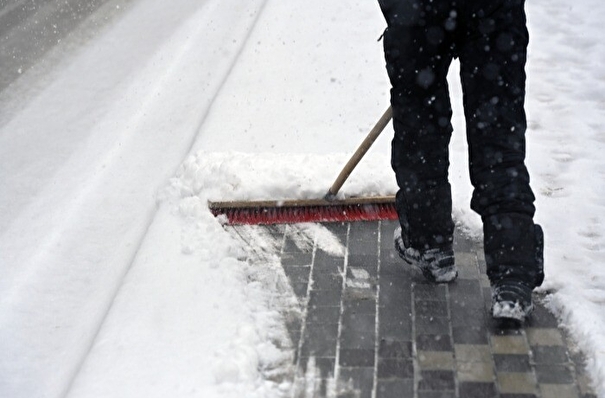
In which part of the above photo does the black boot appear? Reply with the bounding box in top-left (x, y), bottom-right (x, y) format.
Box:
top-left (394, 226), bottom-right (458, 283)
top-left (484, 214), bottom-right (544, 321)
top-left (492, 279), bottom-right (534, 321)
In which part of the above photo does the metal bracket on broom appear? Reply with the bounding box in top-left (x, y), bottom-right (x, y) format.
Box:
top-left (208, 106), bottom-right (396, 225)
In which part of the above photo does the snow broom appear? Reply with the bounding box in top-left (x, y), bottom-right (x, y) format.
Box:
top-left (208, 106), bottom-right (397, 225)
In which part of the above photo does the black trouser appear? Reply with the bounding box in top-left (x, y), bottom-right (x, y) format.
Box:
top-left (379, 0), bottom-right (542, 286)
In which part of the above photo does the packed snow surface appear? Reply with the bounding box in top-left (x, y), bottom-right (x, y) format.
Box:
top-left (1, 0), bottom-right (605, 396)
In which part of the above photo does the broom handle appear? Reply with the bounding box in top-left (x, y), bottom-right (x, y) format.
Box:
top-left (324, 106), bottom-right (393, 201)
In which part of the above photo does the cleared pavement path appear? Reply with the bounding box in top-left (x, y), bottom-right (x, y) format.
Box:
top-left (232, 220), bottom-right (596, 398)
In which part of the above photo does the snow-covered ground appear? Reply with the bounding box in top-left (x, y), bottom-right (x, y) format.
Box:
top-left (1, 0), bottom-right (604, 397)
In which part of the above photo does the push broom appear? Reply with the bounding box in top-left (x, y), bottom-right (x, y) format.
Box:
top-left (208, 106), bottom-right (397, 225)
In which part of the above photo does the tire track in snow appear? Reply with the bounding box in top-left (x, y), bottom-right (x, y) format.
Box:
top-left (60, 1), bottom-right (272, 397)
top-left (0, 0), bottom-right (271, 397)
top-left (183, 0), bottom-right (271, 158)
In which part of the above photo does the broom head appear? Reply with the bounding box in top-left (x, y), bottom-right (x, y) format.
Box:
top-left (209, 196), bottom-right (397, 225)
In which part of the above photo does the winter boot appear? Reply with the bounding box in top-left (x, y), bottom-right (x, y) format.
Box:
top-left (394, 227), bottom-right (458, 283)
top-left (488, 220), bottom-right (544, 322)
top-left (491, 279), bottom-right (534, 321)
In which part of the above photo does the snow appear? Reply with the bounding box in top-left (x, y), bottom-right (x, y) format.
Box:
top-left (1, 0), bottom-right (604, 397)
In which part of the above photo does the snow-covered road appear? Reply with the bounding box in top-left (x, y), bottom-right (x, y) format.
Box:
top-left (1, 0), bottom-right (605, 397)
top-left (1, 1), bottom-right (278, 396)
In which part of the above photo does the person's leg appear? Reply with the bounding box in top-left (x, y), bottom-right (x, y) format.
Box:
top-left (379, 0), bottom-right (459, 282)
top-left (380, 0), bottom-right (457, 252)
top-left (458, 0), bottom-right (543, 317)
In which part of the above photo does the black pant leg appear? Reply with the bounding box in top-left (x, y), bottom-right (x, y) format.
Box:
top-left (459, 0), bottom-right (535, 219)
top-left (380, 0), bottom-right (457, 250)
top-left (458, 0), bottom-right (541, 286)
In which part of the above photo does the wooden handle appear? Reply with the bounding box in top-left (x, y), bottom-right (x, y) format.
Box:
top-left (325, 106), bottom-right (393, 201)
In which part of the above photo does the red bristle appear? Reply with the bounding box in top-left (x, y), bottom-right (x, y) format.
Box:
top-left (211, 203), bottom-right (398, 225)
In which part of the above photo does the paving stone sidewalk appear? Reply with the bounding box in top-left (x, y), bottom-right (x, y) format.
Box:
top-left (234, 220), bottom-right (597, 398)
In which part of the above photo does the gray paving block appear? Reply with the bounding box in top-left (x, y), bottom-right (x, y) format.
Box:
top-left (379, 301), bottom-right (412, 323)
top-left (450, 304), bottom-right (489, 328)
top-left (528, 301), bottom-right (560, 328)
top-left (336, 391), bottom-right (358, 398)
top-left (301, 323), bottom-right (339, 357)
top-left (348, 222), bottom-right (379, 256)
top-left (307, 306), bottom-right (341, 324)
top-left (531, 345), bottom-right (569, 364)
top-left (308, 288), bottom-right (342, 308)
top-left (457, 360), bottom-right (494, 382)
top-left (419, 351), bottom-right (455, 371)
top-left (494, 354), bottom-right (532, 373)
top-left (379, 319), bottom-right (413, 341)
top-left (380, 277), bottom-right (412, 298)
top-left (450, 291), bottom-right (487, 312)
top-left (339, 366), bottom-right (375, 398)
top-left (499, 394), bottom-right (538, 398)
top-left (491, 334), bottom-right (530, 355)
top-left (377, 359), bottom-right (414, 379)
top-left (312, 272), bottom-right (343, 291)
top-left (496, 371), bottom-right (538, 395)
top-left (378, 339), bottom-right (413, 359)
top-left (539, 384), bottom-right (581, 398)
top-left (339, 349), bottom-right (375, 367)
top-left (341, 308), bottom-right (375, 327)
top-left (458, 382), bottom-right (498, 398)
top-left (379, 251), bottom-right (405, 273)
top-left (418, 370), bottom-right (456, 391)
top-left (349, 221), bottom-right (379, 238)
top-left (534, 364), bottom-right (574, 384)
top-left (416, 334), bottom-right (453, 352)
top-left (457, 264), bottom-right (480, 280)
top-left (340, 313), bottom-right (376, 349)
top-left (348, 238), bottom-right (378, 256)
top-left (452, 325), bottom-right (489, 344)
top-left (453, 232), bottom-right (477, 252)
top-left (291, 282), bottom-right (309, 299)
top-left (376, 379), bottom-right (414, 398)
top-left (379, 297), bottom-right (412, 317)
top-left (283, 265), bottom-right (311, 284)
top-left (416, 315), bottom-right (451, 336)
top-left (315, 249), bottom-right (345, 265)
top-left (414, 283), bottom-right (448, 301)
top-left (343, 288), bottom-right (376, 303)
top-left (343, 297), bottom-right (376, 315)
top-left (415, 300), bottom-right (449, 318)
top-left (526, 328), bottom-right (565, 347)
top-left (298, 356), bottom-right (336, 379)
top-left (347, 256), bottom-right (378, 276)
top-left (418, 392), bottom-right (456, 398)
top-left (449, 279), bottom-right (482, 299)
top-left (313, 263), bottom-right (344, 275)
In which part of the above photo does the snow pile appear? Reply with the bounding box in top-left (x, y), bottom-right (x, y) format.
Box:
top-left (172, 151), bottom-right (396, 203)
top-left (67, 167), bottom-right (299, 398)
top-left (523, 0), bottom-right (605, 391)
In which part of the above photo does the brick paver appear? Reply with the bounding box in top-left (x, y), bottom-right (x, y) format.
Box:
top-left (229, 220), bottom-right (596, 398)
